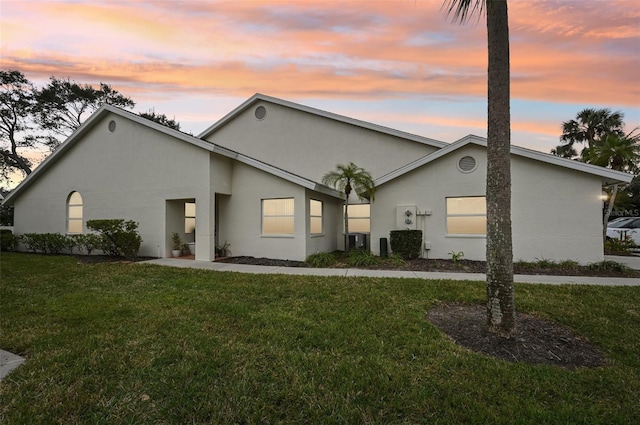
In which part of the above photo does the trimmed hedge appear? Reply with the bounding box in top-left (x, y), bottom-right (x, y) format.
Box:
top-left (0, 229), bottom-right (18, 251)
top-left (87, 219), bottom-right (142, 260)
top-left (390, 230), bottom-right (423, 260)
top-left (16, 219), bottom-right (142, 259)
top-left (21, 233), bottom-right (69, 254)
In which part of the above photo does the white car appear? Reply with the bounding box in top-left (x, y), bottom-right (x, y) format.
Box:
top-left (606, 217), bottom-right (640, 246)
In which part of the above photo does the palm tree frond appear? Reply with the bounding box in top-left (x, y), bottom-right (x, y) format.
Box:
top-left (442, 0), bottom-right (485, 24)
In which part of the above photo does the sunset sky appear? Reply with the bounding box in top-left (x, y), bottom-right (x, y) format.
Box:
top-left (1, 0), bottom-right (639, 165)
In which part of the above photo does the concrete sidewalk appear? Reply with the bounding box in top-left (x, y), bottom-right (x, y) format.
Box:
top-left (141, 258), bottom-right (640, 286)
top-left (0, 350), bottom-right (25, 381)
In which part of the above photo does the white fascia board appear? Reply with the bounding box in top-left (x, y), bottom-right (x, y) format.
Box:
top-left (509, 144), bottom-right (634, 185)
top-left (198, 93), bottom-right (448, 149)
top-left (2, 105), bottom-right (218, 205)
top-left (375, 134), bottom-right (634, 187)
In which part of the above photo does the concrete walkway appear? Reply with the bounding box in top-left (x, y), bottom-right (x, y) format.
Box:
top-left (0, 350), bottom-right (25, 381)
top-left (141, 257), bottom-right (640, 286)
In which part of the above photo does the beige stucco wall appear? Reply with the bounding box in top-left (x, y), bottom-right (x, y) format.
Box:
top-left (13, 113), bottom-right (214, 259)
top-left (372, 144), bottom-right (605, 263)
top-left (204, 100), bottom-right (440, 182)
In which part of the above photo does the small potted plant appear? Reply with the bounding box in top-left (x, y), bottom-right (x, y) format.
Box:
top-left (171, 232), bottom-right (183, 257)
top-left (216, 240), bottom-right (230, 257)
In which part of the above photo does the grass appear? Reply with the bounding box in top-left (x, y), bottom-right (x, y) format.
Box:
top-left (1, 252), bottom-right (639, 424)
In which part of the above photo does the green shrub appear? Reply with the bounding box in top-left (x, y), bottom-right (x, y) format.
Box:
top-left (605, 237), bottom-right (636, 255)
top-left (0, 229), bottom-right (18, 251)
top-left (70, 234), bottom-right (102, 255)
top-left (558, 260), bottom-right (580, 270)
top-left (306, 252), bottom-right (337, 268)
top-left (346, 249), bottom-right (380, 267)
top-left (87, 219), bottom-right (142, 260)
top-left (534, 258), bottom-right (557, 269)
top-left (20, 233), bottom-right (70, 254)
top-left (449, 251), bottom-right (464, 264)
top-left (390, 230), bottom-right (422, 260)
top-left (386, 253), bottom-right (407, 268)
top-left (587, 260), bottom-right (632, 274)
top-left (21, 233), bottom-right (47, 253)
top-left (43, 233), bottom-right (69, 254)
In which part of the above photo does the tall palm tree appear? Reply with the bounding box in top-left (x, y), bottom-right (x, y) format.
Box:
top-left (322, 162), bottom-right (375, 252)
top-left (553, 108), bottom-right (625, 159)
top-left (444, 0), bottom-right (515, 336)
top-left (582, 130), bottom-right (640, 240)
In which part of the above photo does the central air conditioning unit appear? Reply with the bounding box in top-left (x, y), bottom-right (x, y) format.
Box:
top-left (396, 205), bottom-right (417, 230)
top-left (348, 233), bottom-right (368, 250)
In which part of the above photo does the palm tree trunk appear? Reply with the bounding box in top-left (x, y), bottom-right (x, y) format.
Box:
top-left (485, 0), bottom-right (515, 337)
top-left (344, 197), bottom-right (350, 252)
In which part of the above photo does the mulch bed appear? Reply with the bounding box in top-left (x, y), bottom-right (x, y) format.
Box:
top-left (216, 256), bottom-right (639, 278)
top-left (426, 303), bottom-right (607, 369)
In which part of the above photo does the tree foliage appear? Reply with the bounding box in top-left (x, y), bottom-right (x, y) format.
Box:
top-left (322, 162), bottom-right (375, 252)
top-left (34, 76), bottom-right (135, 147)
top-left (553, 108), bottom-right (640, 233)
top-left (0, 70), bottom-right (38, 178)
top-left (0, 69), bottom-right (181, 186)
top-left (139, 110), bottom-right (181, 131)
top-left (552, 108), bottom-right (627, 160)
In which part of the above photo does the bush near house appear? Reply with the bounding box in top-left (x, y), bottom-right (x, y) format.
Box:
top-left (69, 233), bottom-right (103, 255)
top-left (86, 219), bottom-right (142, 260)
top-left (20, 233), bottom-right (69, 254)
top-left (0, 229), bottom-right (18, 251)
top-left (390, 230), bottom-right (423, 260)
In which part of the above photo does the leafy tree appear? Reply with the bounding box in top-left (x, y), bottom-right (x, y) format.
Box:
top-left (553, 108), bottom-right (625, 159)
top-left (34, 76), bottom-right (135, 148)
top-left (322, 162), bottom-right (375, 252)
top-left (139, 110), bottom-right (181, 131)
top-left (584, 131), bottom-right (640, 239)
top-left (0, 70), bottom-right (38, 178)
top-left (444, 0), bottom-right (515, 336)
top-left (553, 109), bottom-right (639, 241)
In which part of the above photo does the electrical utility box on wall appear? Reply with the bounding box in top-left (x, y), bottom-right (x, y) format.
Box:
top-left (396, 205), bottom-right (417, 230)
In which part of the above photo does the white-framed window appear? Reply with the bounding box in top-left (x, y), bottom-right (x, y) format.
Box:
top-left (310, 199), bottom-right (323, 235)
top-left (262, 198), bottom-right (294, 235)
top-left (185, 202), bottom-right (196, 233)
top-left (67, 191), bottom-right (83, 234)
top-left (446, 196), bottom-right (486, 235)
top-left (345, 204), bottom-right (371, 233)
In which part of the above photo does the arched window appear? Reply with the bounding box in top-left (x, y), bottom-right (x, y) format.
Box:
top-left (67, 191), bottom-right (83, 234)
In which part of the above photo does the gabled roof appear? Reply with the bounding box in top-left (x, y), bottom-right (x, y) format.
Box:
top-left (2, 105), bottom-right (342, 205)
top-left (375, 134), bottom-right (635, 187)
top-left (198, 93), bottom-right (448, 149)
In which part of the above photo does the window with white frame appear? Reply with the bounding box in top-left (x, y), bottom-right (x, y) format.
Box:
top-left (345, 204), bottom-right (371, 233)
top-left (67, 191), bottom-right (83, 234)
top-left (446, 196), bottom-right (486, 235)
top-left (310, 199), bottom-right (323, 235)
top-left (262, 198), bottom-right (294, 235)
top-left (185, 202), bottom-right (196, 233)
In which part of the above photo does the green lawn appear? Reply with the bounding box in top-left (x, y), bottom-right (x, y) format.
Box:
top-left (1, 252), bottom-right (639, 424)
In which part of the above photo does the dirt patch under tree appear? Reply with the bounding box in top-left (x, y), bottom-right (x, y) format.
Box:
top-left (426, 303), bottom-right (607, 369)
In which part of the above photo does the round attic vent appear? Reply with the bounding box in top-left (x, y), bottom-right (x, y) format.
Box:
top-left (457, 156), bottom-right (477, 173)
top-left (108, 120), bottom-right (116, 132)
top-left (254, 106), bottom-right (267, 120)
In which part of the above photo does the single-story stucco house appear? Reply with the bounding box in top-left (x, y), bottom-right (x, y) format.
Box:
top-left (2, 94), bottom-right (634, 263)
